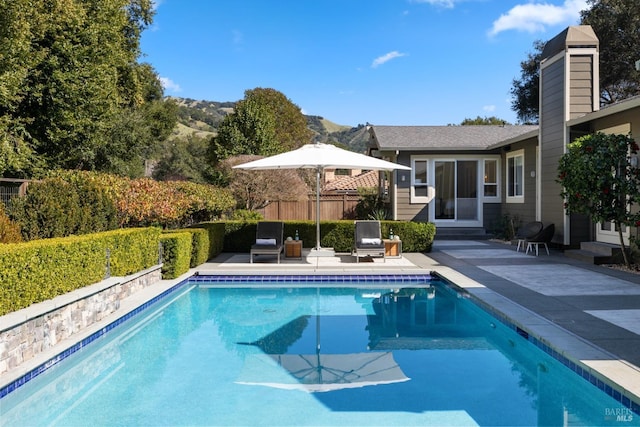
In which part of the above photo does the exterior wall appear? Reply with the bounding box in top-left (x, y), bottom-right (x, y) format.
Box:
top-left (540, 55), bottom-right (568, 244)
top-left (501, 138), bottom-right (539, 227)
top-left (569, 55), bottom-right (595, 119)
top-left (396, 152), bottom-right (430, 221)
top-left (0, 267), bottom-right (162, 377)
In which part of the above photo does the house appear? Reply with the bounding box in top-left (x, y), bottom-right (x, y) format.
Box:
top-left (368, 25), bottom-right (640, 248)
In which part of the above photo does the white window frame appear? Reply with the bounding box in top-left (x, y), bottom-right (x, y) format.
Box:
top-left (482, 158), bottom-right (500, 201)
top-left (410, 157), bottom-right (433, 203)
top-left (506, 149), bottom-right (525, 203)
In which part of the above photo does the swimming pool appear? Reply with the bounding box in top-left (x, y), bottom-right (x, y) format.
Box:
top-left (1, 274), bottom-right (638, 426)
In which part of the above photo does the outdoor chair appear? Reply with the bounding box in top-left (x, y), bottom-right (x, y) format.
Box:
top-left (352, 220), bottom-right (386, 263)
top-left (525, 223), bottom-right (555, 256)
top-left (515, 221), bottom-right (544, 252)
top-left (250, 221), bottom-right (284, 263)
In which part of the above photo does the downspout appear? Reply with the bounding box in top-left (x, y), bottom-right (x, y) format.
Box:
top-left (393, 150), bottom-right (399, 220)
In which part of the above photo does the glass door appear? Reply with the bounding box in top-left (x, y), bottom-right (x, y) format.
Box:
top-left (435, 161), bottom-right (455, 220)
top-left (434, 160), bottom-right (479, 222)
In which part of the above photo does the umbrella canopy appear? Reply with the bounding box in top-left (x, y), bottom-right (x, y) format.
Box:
top-left (236, 351), bottom-right (410, 393)
top-left (233, 143), bottom-right (411, 251)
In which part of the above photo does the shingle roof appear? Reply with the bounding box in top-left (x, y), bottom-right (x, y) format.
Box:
top-left (322, 170), bottom-right (378, 193)
top-left (370, 125), bottom-right (538, 151)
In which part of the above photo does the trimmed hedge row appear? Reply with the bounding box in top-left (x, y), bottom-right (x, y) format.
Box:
top-left (159, 223), bottom-right (226, 279)
top-left (0, 228), bottom-right (161, 316)
top-left (220, 220), bottom-right (436, 253)
top-left (160, 232), bottom-right (193, 279)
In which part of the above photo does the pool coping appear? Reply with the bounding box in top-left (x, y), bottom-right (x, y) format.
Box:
top-left (2, 254), bottom-right (640, 415)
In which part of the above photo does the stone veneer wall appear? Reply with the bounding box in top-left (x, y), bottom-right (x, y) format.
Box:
top-left (0, 266), bottom-right (162, 376)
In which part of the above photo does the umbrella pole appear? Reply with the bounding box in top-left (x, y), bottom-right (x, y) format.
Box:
top-left (316, 167), bottom-right (321, 250)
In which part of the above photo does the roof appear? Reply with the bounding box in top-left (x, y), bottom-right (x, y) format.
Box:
top-left (567, 95), bottom-right (640, 126)
top-left (322, 170), bottom-right (378, 193)
top-left (541, 25), bottom-right (599, 61)
top-left (370, 125), bottom-right (539, 151)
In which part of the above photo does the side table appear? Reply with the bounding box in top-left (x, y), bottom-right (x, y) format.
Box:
top-left (383, 239), bottom-right (402, 258)
top-left (285, 240), bottom-right (303, 259)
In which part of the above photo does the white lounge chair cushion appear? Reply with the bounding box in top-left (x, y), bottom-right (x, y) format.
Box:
top-left (256, 238), bottom-right (277, 245)
top-left (361, 238), bottom-right (381, 245)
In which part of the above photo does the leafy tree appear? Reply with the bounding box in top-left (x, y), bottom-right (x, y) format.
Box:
top-left (557, 132), bottom-right (640, 267)
top-left (219, 155), bottom-right (309, 211)
top-left (153, 134), bottom-right (216, 183)
top-left (460, 116), bottom-right (510, 126)
top-left (0, 0), bottom-right (162, 176)
top-left (510, 40), bottom-right (544, 124)
top-left (580, 0), bottom-right (640, 104)
top-left (211, 88), bottom-right (312, 162)
top-left (511, 1), bottom-right (640, 121)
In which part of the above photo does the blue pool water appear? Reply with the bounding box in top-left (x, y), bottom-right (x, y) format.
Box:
top-left (1, 275), bottom-right (638, 426)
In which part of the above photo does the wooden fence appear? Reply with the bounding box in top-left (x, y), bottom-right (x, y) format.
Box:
top-left (259, 194), bottom-right (361, 221)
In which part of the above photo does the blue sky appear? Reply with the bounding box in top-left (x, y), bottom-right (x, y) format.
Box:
top-left (141, 0), bottom-right (588, 126)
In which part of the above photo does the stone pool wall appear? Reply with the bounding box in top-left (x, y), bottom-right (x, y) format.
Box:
top-left (0, 266), bottom-right (162, 376)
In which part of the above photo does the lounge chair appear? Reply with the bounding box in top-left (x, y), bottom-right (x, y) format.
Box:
top-left (352, 220), bottom-right (386, 263)
top-left (515, 221), bottom-right (544, 252)
top-left (250, 221), bottom-right (284, 263)
top-left (525, 223), bottom-right (555, 256)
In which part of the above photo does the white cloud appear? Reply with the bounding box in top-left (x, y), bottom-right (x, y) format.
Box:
top-left (160, 77), bottom-right (181, 93)
top-left (411, 0), bottom-right (456, 8)
top-left (488, 0), bottom-right (588, 37)
top-left (483, 105), bottom-right (496, 113)
top-left (371, 51), bottom-right (407, 68)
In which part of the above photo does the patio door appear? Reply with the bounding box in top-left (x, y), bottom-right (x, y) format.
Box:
top-left (434, 160), bottom-right (479, 225)
top-left (596, 221), bottom-right (629, 245)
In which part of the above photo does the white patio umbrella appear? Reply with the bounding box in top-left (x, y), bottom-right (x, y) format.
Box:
top-left (233, 142), bottom-right (411, 251)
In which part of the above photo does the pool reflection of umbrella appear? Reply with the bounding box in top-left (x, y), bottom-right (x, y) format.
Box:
top-left (236, 351), bottom-right (409, 393)
top-left (237, 316), bottom-right (310, 354)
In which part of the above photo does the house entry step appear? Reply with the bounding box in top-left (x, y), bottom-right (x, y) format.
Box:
top-left (434, 227), bottom-right (492, 240)
top-left (564, 241), bottom-right (623, 265)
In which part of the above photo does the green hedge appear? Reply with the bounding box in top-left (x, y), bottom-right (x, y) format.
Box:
top-left (160, 232), bottom-right (192, 279)
top-left (0, 227), bottom-right (161, 316)
top-left (189, 222), bottom-right (225, 260)
top-left (166, 228), bottom-right (209, 267)
top-left (219, 220), bottom-right (436, 253)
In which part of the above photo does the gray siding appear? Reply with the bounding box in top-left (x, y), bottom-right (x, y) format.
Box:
top-left (501, 138), bottom-right (538, 226)
top-left (540, 58), bottom-right (567, 243)
top-left (396, 152), bottom-right (429, 221)
top-left (569, 55), bottom-right (594, 119)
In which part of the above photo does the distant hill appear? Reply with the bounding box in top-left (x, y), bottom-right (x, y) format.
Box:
top-left (168, 97), bottom-right (370, 153)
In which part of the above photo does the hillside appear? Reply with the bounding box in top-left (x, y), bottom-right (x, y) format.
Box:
top-left (169, 97), bottom-right (370, 153)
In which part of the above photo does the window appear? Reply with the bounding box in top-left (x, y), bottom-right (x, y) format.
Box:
top-left (411, 158), bottom-right (431, 203)
top-left (483, 159), bottom-right (498, 197)
top-left (506, 150), bottom-right (524, 202)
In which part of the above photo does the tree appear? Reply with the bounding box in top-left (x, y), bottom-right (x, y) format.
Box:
top-left (0, 0), bottom-right (163, 176)
top-left (219, 155), bottom-right (309, 211)
top-left (153, 134), bottom-right (217, 183)
top-left (580, 0), bottom-right (640, 104)
top-left (211, 88), bottom-right (312, 162)
top-left (510, 40), bottom-right (544, 124)
top-left (511, 1), bottom-right (640, 121)
top-left (460, 116), bottom-right (510, 126)
top-left (557, 132), bottom-right (640, 267)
